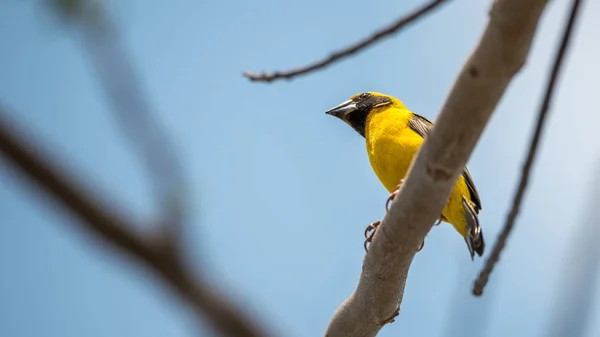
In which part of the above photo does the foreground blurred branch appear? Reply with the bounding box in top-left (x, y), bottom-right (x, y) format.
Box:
top-left (243, 0), bottom-right (449, 82)
top-left (0, 110), bottom-right (269, 337)
top-left (473, 0), bottom-right (584, 296)
top-left (50, 0), bottom-right (186, 239)
top-left (324, 1), bottom-right (549, 336)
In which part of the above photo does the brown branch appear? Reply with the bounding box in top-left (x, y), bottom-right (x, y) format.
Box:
top-left (472, 0), bottom-right (584, 296)
top-left (0, 110), bottom-right (271, 337)
top-left (324, 0), bottom-right (550, 336)
top-left (50, 0), bottom-right (187, 244)
top-left (243, 0), bottom-right (450, 82)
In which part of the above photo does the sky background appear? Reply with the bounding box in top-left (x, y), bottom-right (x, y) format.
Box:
top-left (1, 0), bottom-right (599, 336)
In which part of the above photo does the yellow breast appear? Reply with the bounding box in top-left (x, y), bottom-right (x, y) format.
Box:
top-left (365, 108), bottom-right (421, 193)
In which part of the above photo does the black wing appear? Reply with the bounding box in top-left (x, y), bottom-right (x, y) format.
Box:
top-left (407, 113), bottom-right (482, 213)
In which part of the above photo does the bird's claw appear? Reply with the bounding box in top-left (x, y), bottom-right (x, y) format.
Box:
top-left (364, 221), bottom-right (425, 253)
top-left (385, 179), bottom-right (405, 211)
top-left (378, 306), bottom-right (400, 326)
top-left (364, 220), bottom-right (381, 252)
top-left (385, 193), bottom-right (397, 212)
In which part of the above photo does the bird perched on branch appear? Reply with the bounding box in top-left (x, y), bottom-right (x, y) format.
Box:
top-left (325, 92), bottom-right (484, 259)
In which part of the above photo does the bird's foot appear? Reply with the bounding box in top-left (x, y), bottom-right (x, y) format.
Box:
top-left (385, 179), bottom-right (405, 211)
top-left (364, 220), bottom-right (424, 253)
top-left (378, 306), bottom-right (400, 326)
top-left (364, 220), bottom-right (381, 252)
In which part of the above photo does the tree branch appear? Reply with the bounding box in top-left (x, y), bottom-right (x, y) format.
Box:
top-left (243, 0), bottom-right (450, 83)
top-left (0, 110), bottom-right (271, 337)
top-left (473, 0), bottom-right (584, 296)
top-left (324, 1), bottom-right (549, 336)
top-left (50, 0), bottom-right (187, 248)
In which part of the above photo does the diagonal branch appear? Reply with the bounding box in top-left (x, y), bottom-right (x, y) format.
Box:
top-left (0, 109), bottom-right (271, 337)
top-left (0, 110), bottom-right (153, 261)
top-left (50, 0), bottom-right (187, 246)
top-left (472, 0), bottom-right (584, 296)
top-left (243, 0), bottom-right (450, 83)
top-left (324, 1), bottom-right (550, 336)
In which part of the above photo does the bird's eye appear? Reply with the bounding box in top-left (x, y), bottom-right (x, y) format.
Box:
top-left (359, 93), bottom-right (371, 100)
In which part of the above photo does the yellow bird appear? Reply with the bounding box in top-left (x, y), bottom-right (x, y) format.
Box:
top-left (325, 92), bottom-right (484, 259)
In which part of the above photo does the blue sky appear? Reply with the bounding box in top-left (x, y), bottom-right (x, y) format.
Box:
top-left (1, 0), bottom-right (599, 336)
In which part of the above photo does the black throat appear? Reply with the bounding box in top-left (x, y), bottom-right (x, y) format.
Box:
top-left (345, 108), bottom-right (370, 138)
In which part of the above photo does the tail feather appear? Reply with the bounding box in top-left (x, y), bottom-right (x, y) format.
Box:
top-left (461, 195), bottom-right (485, 260)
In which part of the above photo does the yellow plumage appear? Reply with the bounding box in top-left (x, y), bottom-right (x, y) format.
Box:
top-left (326, 92), bottom-right (485, 259)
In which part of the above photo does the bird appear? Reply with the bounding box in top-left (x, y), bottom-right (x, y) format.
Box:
top-left (325, 92), bottom-right (485, 259)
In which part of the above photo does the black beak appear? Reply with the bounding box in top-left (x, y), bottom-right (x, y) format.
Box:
top-left (325, 99), bottom-right (357, 119)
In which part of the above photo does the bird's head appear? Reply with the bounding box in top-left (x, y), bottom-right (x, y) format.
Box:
top-left (325, 92), bottom-right (406, 137)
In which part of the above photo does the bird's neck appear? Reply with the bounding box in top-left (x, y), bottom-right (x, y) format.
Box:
top-left (365, 107), bottom-right (412, 138)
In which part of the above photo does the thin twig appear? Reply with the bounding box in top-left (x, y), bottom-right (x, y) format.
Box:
top-left (472, 0), bottom-right (584, 296)
top-left (243, 0), bottom-right (450, 82)
top-left (0, 109), bottom-right (271, 337)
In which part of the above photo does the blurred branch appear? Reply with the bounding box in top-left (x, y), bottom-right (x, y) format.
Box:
top-left (0, 110), bottom-right (153, 261)
top-left (49, 0), bottom-right (186, 241)
top-left (243, 0), bottom-right (450, 82)
top-left (472, 0), bottom-right (583, 296)
top-left (544, 157), bottom-right (600, 337)
top-left (324, 1), bottom-right (549, 336)
top-left (0, 109), bottom-right (270, 337)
